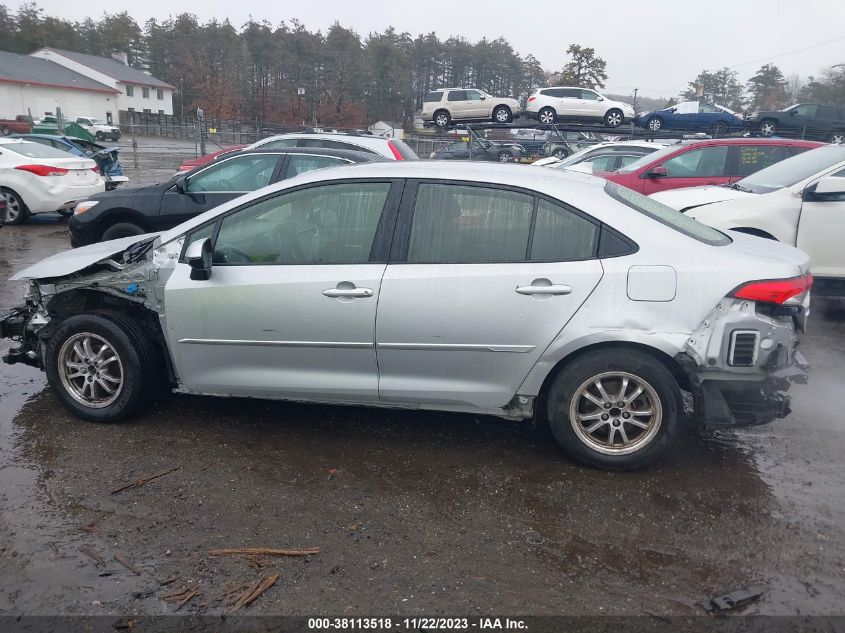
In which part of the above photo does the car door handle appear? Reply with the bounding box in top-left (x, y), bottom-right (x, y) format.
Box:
top-left (516, 282), bottom-right (572, 296)
top-left (322, 287), bottom-right (373, 298)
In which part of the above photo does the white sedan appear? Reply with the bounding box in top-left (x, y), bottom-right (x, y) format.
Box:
top-left (651, 144), bottom-right (845, 284)
top-left (535, 140), bottom-right (669, 174)
top-left (0, 138), bottom-right (105, 224)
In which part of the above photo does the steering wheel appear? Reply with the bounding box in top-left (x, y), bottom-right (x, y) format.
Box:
top-left (213, 245), bottom-right (251, 264)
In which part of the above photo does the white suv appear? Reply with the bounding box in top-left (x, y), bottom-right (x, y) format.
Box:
top-left (248, 132), bottom-right (417, 160)
top-left (75, 116), bottom-right (122, 141)
top-left (526, 87), bottom-right (635, 128)
top-left (421, 88), bottom-right (522, 128)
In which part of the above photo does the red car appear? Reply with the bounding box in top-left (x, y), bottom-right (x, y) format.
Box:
top-left (600, 138), bottom-right (823, 195)
top-left (178, 145), bottom-right (246, 172)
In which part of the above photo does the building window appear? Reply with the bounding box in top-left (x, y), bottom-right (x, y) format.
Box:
top-left (143, 108), bottom-right (151, 113)
top-left (158, 110), bottom-right (164, 114)
top-left (157, 88), bottom-right (164, 100)
top-left (142, 87), bottom-right (150, 99)
top-left (125, 85), bottom-right (134, 97)
top-left (128, 107), bottom-right (135, 112)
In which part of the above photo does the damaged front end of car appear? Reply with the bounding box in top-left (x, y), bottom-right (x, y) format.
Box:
top-left (676, 276), bottom-right (812, 428)
top-left (1, 235), bottom-right (165, 371)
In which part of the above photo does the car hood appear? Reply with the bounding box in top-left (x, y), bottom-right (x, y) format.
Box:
top-left (10, 234), bottom-right (159, 280)
top-left (650, 185), bottom-right (755, 211)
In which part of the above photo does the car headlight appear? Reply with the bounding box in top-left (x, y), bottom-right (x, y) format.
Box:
top-left (74, 200), bottom-right (99, 215)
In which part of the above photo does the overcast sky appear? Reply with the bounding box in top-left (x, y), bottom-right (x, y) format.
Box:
top-left (17, 0), bottom-right (845, 97)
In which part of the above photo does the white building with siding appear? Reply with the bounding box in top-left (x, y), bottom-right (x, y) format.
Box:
top-left (30, 47), bottom-right (176, 116)
top-left (0, 50), bottom-right (120, 122)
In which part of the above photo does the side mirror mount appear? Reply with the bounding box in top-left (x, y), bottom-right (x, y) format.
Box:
top-left (479, 95), bottom-right (486, 100)
top-left (175, 175), bottom-right (188, 194)
top-left (186, 237), bottom-right (213, 281)
top-left (597, 96), bottom-right (604, 102)
top-left (789, 109), bottom-right (798, 116)
top-left (646, 165), bottom-right (668, 178)
top-left (806, 176), bottom-right (845, 200)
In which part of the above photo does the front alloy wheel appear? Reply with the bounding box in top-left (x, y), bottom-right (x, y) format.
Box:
top-left (604, 110), bottom-right (623, 127)
top-left (498, 151), bottom-right (512, 163)
top-left (58, 333), bottom-right (124, 408)
top-left (831, 132), bottom-right (845, 144)
top-left (538, 108), bottom-right (556, 125)
top-left (493, 106), bottom-right (511, 123)
top-left (434, 112), bottom-right (450, 128)
top-left (759, 121), bottom-right (777, 136)
top-left (647, 117), bottom-right (662, 132)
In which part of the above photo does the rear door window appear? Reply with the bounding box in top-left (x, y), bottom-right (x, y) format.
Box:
top-left (447, 90), bottom-right (467, 102)
top-left (560, 88), bottom-right (581, 99)
top-left (259, 138), bottom-right (299, 149)
top-left (731, 145), bottom-right (793, 178)
top-left (817, 105), bottom-right (837, 120)
top-left (285, 154), bottom-right (348, 178)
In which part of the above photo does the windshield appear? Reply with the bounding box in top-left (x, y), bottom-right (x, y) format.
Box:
top-left (2, 141), bottom-right (74, 159)
top-left (735, 144), bottom-right (845, 194)
top-left (89, 118), bottom-right (108, 125)
top-left (615, 144), bottom-right (682, 174)
top-left (604, 181), bottom-right (730, 246)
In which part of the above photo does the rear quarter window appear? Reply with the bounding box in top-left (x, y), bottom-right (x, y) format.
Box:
top-left (424, 92), bottom-right (443, 103)
top-left (604, 181), bottom-right (730, 246)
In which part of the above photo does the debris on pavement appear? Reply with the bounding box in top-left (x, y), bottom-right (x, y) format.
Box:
top-left (114, 553), bottom-right (142, 575)
top-left (159, 586), bottom-right (203, 611)
top-left (111, 466), bottom-right (182, 494)
top-left (228, 573), bottom-right (280, 612)
top-left (159, 576), bottom-right (179, 586)
top-left (79, 545), bottom-right (106, 567)
top-left (209, 546), bottom-right (320, 557)
top-left (698, 586), bottom-right (765, 612)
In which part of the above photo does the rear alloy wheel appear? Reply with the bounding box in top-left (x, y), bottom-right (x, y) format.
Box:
top-left (95, 131), bottom-right (105, 141)
top-left (45, 312), bottom-right (159, 422)
top-left (0, 125), bottom-right (10, 136)
top-left (711, 121), bottom-right (728, 136)
top-left (493, 106), bottom-right (512, 124)
top-left (100, 222), bottom-right (145, 242)
top-left (2, 189), bottom-right (29, 225)
top-left (434, 111), bottom-right (451, 129)
top-left (498, 151), bottom-right (513, 163)
top-left (538, 107), bottom-right (556, 125)
top-left (758, 120), bottom-right (777, 137)
top-left (546, 349), bottom-right (680, 470)
top-left (831, 132), bottom-right (845, 144)
top-left (604, 109), bottom-right (624, 128)
top-left (552, 148), bottom-right (568, 159)
top-left (647, 117), bottom-right (663, 132)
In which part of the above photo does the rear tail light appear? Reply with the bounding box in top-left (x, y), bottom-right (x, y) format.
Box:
top-left (730, 274), bottom-right (813, 304)
top-left (387, 140), bottom-right (403, 160)
top-left (527, 96), bottom-right (537, 102)
top-left (91, 165), bottom-right (100, 173)
top-left (15, 164), bottom-right (69, 177)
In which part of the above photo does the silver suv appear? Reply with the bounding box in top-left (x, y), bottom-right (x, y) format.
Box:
top-left (1, 163), bottom-right (810, 470)
top-left (421, 89), bottom-right (522, 127)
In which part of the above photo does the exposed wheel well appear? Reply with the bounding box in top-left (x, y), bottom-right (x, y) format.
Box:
top-left (535, 341), bottom-right (692, 419)
top-left (730, 227), bottom-right (778, 240)
top-left (494, 104), bottom-right (512, 113)
top-left (46, 289), bottom-right (174, 383)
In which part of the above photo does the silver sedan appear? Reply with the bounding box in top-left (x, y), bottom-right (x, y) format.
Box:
top-left (1, 162), bottom-right (811, 470)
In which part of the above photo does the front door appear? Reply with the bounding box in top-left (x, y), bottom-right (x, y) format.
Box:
top-left (464, 90), bottom-right (490, 119)
top-left (160, 153), bottom-right (282, 229)
top-left (797, 172), bottom-right (845, 279)
top-left (579, 89), bottom-right (605, 119)
top-left (163, 180), bottom-right (400, 401)
top-left (642, 145), bottom-right (730, 195)
top-left (376, 182), bottom-right (604, 410)
top-left (783, 104), bottom-right (817, 135)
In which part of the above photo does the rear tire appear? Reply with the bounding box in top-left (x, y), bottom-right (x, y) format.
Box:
top-left (604, 109), bottom-right (624, 128)
top-left (538, 107), bottom-right (556, 125)
top-left (434, 110), bottom-right (451, 129)
top-left (100, 222), bottom-right (145, 242)
top-left (711, 121), bottom-right (728, 136)
top-left (45, 312), bottom-right (159, 422)
top-left (0, 125), bottom-right (10, 136)
top-left (498, 151), bottom-right (513, 163)
top-left (758, 119), bottom-right (777, 137)
top-left (95, 131), bottom-right (105, 141)
top-left (493, 106), bottom-right (512, 124)
top-left (831, 132), bottom-right (845, 144)
top-left (2, 188), bottom-right (29, 225)
top-left (545, 349), bottom-right (680, 470)
top-left (552, 148), bottom-right (568, 159)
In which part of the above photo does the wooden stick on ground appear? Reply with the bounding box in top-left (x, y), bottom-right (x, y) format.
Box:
top-left (111, 466), bottom-right (182, 494)
top-left (79, 545), bottom-right (106, 567)
top-left (228, 574), bottom-right (279, 612)
top-left (114, 553), bottom-right (142, 575)
top-left (210, 547), bottom-right (319, 557)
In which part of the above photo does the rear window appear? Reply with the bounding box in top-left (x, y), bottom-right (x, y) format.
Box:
top-left (0, 141), bottom-right (71, 159)
top-left (604, 181), bottom-right (730, 246)
top-left (424, 92), bottom-right (443, 103)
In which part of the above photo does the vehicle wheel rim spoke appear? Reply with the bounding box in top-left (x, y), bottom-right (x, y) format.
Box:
top-left (569, 371), bottom-right (663, 455)
top-left (58, 333), bottom-right (124, 408)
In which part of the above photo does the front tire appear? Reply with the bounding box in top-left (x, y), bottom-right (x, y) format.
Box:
top-left (2, 188), bottom-right (29, 225)
top-left (95, 131), bottom-right (105, 141)
top-left (100, 222), bottom-right (145, 242)
top-left (45, 312), bottom-right (158, 422)
top-left (0, 125), bottom-right (10, 136)
top-left (493, 106), bottom-right (512, 124)
top-left (604, 109), bottom-right (624, 128)
top-left (545, 349), bottom-right (680, 470)
top-left (497, 151), bottom-right (512, 163)
top-left (711, 121), bottom-right (728, 136)
top-left (758, 119), bottom-right (777, 137)
top-left (646, 117), bottom-right (663, 132)
top-left (538, 107), bottom-right (556, 125)
top-left (552, 148), bottom-right (568, 159)
top-left (831, 132), bottom-right (845, 144)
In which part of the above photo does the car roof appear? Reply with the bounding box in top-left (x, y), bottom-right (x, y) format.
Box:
top-left (12, 133), bottom-right (75, 141)
top-left (216, 146), bottom-right (388, 162)
top-left (675, 137), bottom-right (824, 148)
top-left (0, 138), bottom-right (34, 145)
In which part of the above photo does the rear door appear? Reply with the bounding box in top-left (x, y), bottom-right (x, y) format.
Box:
top-left (160, 153), bottom-right (282, 229)
top-left (797, 169), bottom-right (845, 278)
top-left (446, 90), bottom-right (469, 120)
top-left (784, 104), bottom-right (817, 135)
top-left (555, 88), bottom-right (582, 118)
top-left (375, 181), bottom-right (604, 410)
top-left (643, 144), bottom-right (730, 195)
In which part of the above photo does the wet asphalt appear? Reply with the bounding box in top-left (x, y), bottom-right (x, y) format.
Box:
top-left (1, 159), bottom-right (844, 617)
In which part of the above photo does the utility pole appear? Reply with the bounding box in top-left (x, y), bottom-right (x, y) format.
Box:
top-left (633, 88), bottom-right (639, 112)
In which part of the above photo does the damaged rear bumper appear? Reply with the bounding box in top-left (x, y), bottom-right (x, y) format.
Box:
top-left (677, 296), bottom-right (810, 428)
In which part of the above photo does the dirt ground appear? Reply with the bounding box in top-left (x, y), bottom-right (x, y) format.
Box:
top-left (1, 176), bottom-right (845, 619)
